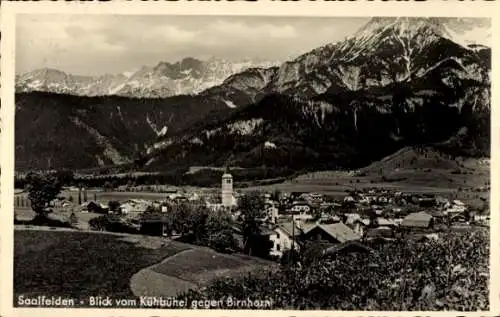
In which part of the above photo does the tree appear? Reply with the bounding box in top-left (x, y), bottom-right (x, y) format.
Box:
top-left (55, 169), bottom-right (74, 186)
top-left (108, 200), bottom-right (121, 213)
top-left (145, 205), bottom-right (159, 213)
top-left (103, 181), bottom-right (114, 192)
top-left (281, 248), bottom-right (301, 266)
top-left (187, 204), bottom-right (210, 243)
top-left (271, 190), bottom-right (282, 202)
top-left (205, 210), bottom-right (236, 252)
top-left (169, 202), bottom-right (209, 239)
top-left (238, 192), bottom-right (267, 255)
top-left (25, 171), bottom-right (62, 217)
top-left (368, 209), bottom-right (379, 228)
top-left (301, 240), bottom-right (330, 266)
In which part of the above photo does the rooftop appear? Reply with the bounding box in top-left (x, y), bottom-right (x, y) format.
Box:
top-left (304, 222), bottom-right (361, 243)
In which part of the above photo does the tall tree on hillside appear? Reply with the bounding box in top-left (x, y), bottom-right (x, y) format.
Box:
top-left (25, 171), bottom-right (62, 217)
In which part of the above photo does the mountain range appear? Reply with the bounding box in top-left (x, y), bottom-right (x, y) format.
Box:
top-left (15, 17), bottom-right (491, 175)
top-left (16, 58), bottom-right (277, 98)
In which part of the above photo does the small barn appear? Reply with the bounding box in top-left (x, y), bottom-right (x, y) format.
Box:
top-left (139, 213), bottom-right (170, 236)
top-left (86, 201), bottom-right (103, 214)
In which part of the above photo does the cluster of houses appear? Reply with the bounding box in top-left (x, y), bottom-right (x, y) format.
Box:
top-left (21, 172), bottom-right (487, 261)
top-left (244, 187), bottom-right (489, 259)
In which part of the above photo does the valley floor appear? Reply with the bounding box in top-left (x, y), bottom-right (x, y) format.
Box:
top-left (245, 147), bottom-right (490, 205)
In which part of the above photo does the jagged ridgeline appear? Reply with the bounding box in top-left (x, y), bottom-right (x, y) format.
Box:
top-left (15, 17), bottom-right (490, 172)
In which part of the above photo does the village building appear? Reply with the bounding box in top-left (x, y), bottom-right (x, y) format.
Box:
top-left (323, 240), bottom-right (373, 256)
top-left (344, 213), bottom-right (362, 225)
top-left (474, 214), bottom-right (489, 224)
top-left (351, 217), bottom-right (396, 236)
top-left (343, 196), bottom-right (355, 203)
top-left (302, 222), bottom-right (361, 244)
top-left (268, 221), bottom-right (302, 258)
top-left (320, 214), bottom-right (341, 224)
top-left (264, 202), bottom-right (280, 224)
top-left (304, 193), bottom-right (324, 204)
top-left (446, 200), bottom-right (467, 214)
top-left (85, 201), bottom-right (109, 214)
top-left (139, 213), bottom-right (170, 236)
top-left (352, 218), bottom-right (370, 236)
top-left (289, 201), bottom-right (312, 213)
top-left (286, 201), bottom-right (314, 221)
top-left (401, 211), bottom-right (434, 229)
top-left (120, 199), bottom-right (151, 214)
top-left (364, 226), bottom-right (395, 242)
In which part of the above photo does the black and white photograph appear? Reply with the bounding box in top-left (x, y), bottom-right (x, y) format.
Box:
top-left (1, 3), bottom-right (495, 312)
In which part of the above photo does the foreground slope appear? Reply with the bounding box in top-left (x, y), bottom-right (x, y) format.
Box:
top-left (14, 229), bottom-right (272, 303)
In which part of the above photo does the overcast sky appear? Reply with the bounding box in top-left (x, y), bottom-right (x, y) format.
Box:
top-left (16, 15), bottom-right (369, 76)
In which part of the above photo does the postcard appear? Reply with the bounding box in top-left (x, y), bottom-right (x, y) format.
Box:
top-left (0, 1), bottom-right (498, 316)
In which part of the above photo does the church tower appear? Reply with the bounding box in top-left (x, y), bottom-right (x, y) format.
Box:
top-left (221, 169), bottom-right (233, 208)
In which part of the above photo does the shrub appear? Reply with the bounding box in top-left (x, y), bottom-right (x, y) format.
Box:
top-left (89, 215), bottom-right (139, 234)
top-left (182, 229), bottom-right (489, 311)
top-left (30, 214), bottom-right (73, 228)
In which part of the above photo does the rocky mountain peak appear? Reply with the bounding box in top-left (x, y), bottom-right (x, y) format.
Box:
top-left (16, 58), bottom-right (278, 98)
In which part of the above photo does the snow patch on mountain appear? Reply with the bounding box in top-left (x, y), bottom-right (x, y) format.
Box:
top-left (224, 100), bottom-right (237, 109)
top-left (205, 128), bottom-right (222, 139)
top-left (152, 140), bottom-right (173, 151)
top-left (190, 137), bottom-right (204, 145)
top-left (158, 126), bottom-right (168, 137)
top-left (146, 115), bottom-right (159, 135)
top-left (145, 115), bottom-right (169, 137)
top-left (116, 106), bottom-right (125, 123)
top-left (264, 141), bottom-right (276, 149)
top-left (227, 118), bottom-right (264, 136)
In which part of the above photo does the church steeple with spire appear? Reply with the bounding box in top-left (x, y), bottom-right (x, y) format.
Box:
top-left (221, 166), bottom-right (233, 208)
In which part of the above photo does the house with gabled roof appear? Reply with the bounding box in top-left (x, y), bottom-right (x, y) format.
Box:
top-left (267, 221), bottom-right (303, 258)
top-left (302, 222), bottom-right (361, 244)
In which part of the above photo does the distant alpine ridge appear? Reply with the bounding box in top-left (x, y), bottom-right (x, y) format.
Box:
top-left (16, 58), bottom-right (278, 98)
top-left (15, 17), bottom-right (491, 172)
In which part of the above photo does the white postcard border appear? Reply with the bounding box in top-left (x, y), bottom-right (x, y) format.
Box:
top-left (1, 1), bottom-right (499, 316)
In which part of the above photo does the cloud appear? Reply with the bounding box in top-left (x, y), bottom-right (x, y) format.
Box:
top-left (205, 20), bottom-right (297, 40)
top-left (16, 15), bottom-right (368, 76)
